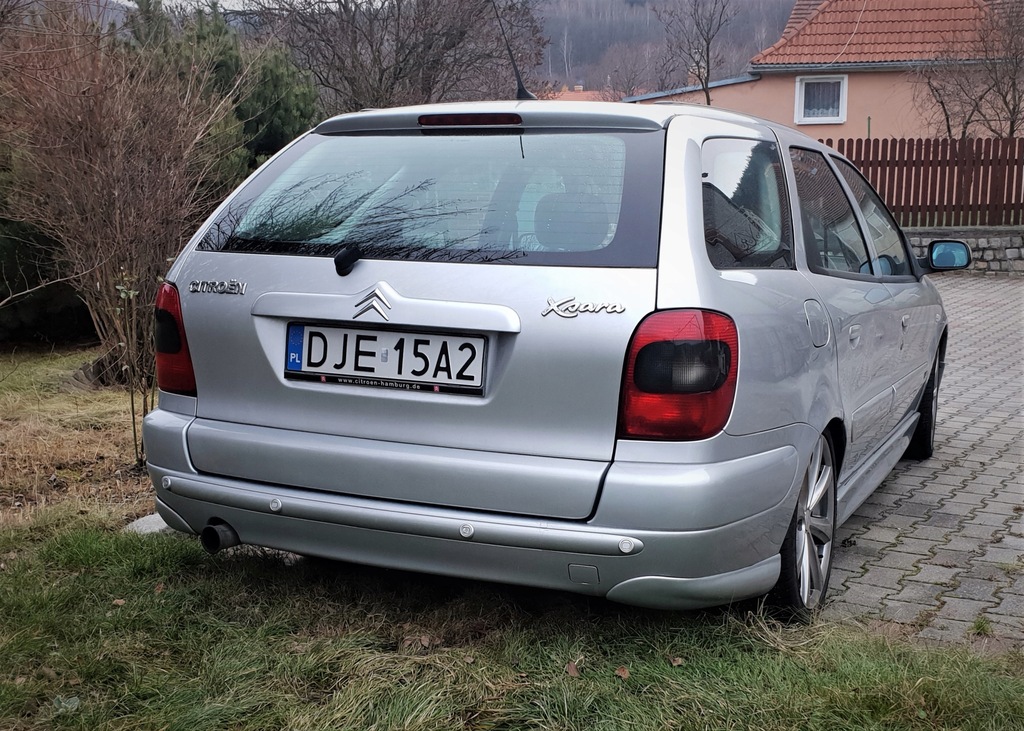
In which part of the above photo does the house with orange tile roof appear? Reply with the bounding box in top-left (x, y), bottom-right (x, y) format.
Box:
top-left (626, 0), bottom-right (992, 139)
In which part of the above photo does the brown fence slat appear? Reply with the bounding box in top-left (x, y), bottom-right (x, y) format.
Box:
top-left (925, 139), bottom-right (940, 228)
top-left (989, 138), bottom-right (1005, 226)
top-left (942, 138), bottom-right (957, 228)
top-left (895, 139), bottom-right (910, 220)
top-left (976, 139), bottom-right (991, 227)
top-left (954, 139), bottom-right (968, 226)
top-left (993, 138), bottom-right (1013, 226)
top-left (1013, 139), bottom-right (1024, 227)
top-left (913, 138), bottom-right (924, 225)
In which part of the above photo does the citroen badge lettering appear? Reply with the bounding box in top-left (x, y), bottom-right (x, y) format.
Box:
top-left (188, 279), bottom-right (247, 295)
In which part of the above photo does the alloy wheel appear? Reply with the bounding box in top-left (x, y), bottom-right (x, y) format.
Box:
top-left (795, 434), bottom-right (836, 610)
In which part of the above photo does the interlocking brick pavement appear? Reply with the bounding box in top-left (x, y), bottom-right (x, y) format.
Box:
top-left (822, 274), bottom-right (1024, 646)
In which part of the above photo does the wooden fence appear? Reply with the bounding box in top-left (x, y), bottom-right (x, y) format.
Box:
top-left (821, 137), bottom-right (1024, 228)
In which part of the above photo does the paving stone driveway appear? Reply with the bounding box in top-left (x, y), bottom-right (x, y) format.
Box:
top-left (822, 274), bottom-right (1024, 646)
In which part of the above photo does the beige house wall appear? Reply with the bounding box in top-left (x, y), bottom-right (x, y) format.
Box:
top-left (641, 70), bottom-right (932, 140)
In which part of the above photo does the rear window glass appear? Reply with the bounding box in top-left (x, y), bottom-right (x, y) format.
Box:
top-left (198, 129), bottom-right (665, 267)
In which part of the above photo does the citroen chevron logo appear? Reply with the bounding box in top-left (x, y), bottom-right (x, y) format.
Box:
top-left (353, 287), bottom-right (392, 321)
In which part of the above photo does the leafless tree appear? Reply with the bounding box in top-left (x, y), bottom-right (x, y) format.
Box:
top-left (0, 1), bottom-right (247, 456)
top-left (244, 0), bottom-right (545, 114)
top-left (593, 42), bottom-right (664, 101)
top-left (558, 23), bottom-right (573, 82)
top-left (913, 63), bottom-right (985, 140)
top-left (655, 0), bottom-right (735, 105)
top-left (914, 1), bottom-right (1024, 138)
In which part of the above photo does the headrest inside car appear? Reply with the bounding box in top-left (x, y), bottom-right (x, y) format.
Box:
top-left (533, 193), bottom-right (610, 251)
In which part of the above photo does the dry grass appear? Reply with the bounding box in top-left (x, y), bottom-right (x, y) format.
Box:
top-left (0, 347), bottom-right (151, 526)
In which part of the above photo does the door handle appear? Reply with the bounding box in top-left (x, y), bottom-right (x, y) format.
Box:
top-left (849, 324), bottom-right (862, 344)
top-left (901, 314), bottom-right (911, 329)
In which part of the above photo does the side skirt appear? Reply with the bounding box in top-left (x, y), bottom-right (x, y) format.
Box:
top-left (836, 412), bottom-right (919, 526)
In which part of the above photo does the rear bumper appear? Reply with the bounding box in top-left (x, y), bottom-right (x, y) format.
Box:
top-left (153, 477), bottom-right (784, 610)
top-left (145, 409), bottom-right (813, 610)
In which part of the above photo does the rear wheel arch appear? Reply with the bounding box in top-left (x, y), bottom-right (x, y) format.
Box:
top-left (936, 328), bottom-right (948, 383)
top-left (824, 418), bottom-right (847, 480)
top-left (904, 331), bottom-right (947, 461)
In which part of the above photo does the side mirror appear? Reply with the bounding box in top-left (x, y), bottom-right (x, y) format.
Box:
top-left (875, 254), bottom-right (897, 276)
top-left (920, 240), bottom-right (972, 273)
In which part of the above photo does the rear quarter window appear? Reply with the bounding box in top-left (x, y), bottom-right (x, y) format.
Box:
top-left (700, 138), bottom-right (794, 269)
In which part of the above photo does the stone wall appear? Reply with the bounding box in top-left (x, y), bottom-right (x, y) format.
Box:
top-left (906, 229), bottom-right (1023, 275)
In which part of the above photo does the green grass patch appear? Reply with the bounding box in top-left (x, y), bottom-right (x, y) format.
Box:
top-left (0, 348), bottom-right (100, 396)
top-left (969, 616), bottom-right (994, 638)
top-left (2, 510), bottom-right (1023, 730)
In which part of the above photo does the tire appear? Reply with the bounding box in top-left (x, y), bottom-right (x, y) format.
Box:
top-left (904, 355), bottom-right (940, 460)
top-left (770, 432), bottom-right (837, 620)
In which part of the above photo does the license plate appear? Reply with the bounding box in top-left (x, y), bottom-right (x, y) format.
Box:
top-left (285, 323), bottom-right (486, 395)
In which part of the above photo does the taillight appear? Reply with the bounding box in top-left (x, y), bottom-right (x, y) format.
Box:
top-left (154, 282), bottom-right (196, 396)
top-left (618, 310), bottom-right (738, 440)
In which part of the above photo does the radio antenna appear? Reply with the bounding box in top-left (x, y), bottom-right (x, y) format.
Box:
top-left (489, 0), bottom-right (536, 100)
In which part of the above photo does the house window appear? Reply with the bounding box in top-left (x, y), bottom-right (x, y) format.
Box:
top-left (795, 76), bottom-right (847, 125)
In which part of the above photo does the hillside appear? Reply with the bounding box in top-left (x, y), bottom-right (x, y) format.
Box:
top-left (537, 0), bottom-right (795, 95)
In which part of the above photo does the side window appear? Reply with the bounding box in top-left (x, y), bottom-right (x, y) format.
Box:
top-left (700, 138), bottom-right (794, 269)
top-left (832, 157), bottom-right (911, 276)
top-left (789, 147), bottom-right (872, 276)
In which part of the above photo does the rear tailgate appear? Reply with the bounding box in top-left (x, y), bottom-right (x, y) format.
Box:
top-left (180, 257), bottom-right (656, 518)
top-left (175, 109), bottom-right (666, 520)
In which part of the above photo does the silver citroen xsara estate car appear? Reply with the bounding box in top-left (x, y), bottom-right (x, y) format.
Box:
top-left (143, 101), bottom-right (970, 615)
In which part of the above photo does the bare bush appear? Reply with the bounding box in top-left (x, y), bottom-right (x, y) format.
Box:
top-left (0, 1), bottom-right (246, 459)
